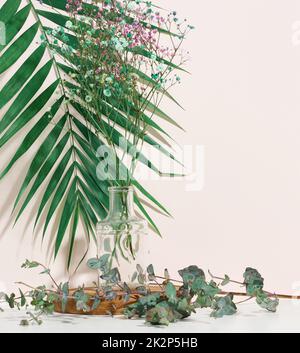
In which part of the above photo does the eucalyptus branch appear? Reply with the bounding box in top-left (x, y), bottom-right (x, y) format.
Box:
top-left (234, 296), bottom-right (254, 305)
top-left (35, 262), bottom-right (61, 291)
top-left (2, 259), bottom-right (297, 327)
top-left (154, 275), bottom-right (183, 284)
top-left (208, 270), bottom-right (244, 286)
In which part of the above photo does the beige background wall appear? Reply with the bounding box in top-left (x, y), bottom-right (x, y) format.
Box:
top-left (1, 0), bottom-right (300, 294)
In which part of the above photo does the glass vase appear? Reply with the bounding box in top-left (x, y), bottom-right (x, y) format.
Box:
top-left (96, 186), bottom-right (148, 283)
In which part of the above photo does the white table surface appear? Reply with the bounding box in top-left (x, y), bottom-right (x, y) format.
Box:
top-left (0, 299), bottom-right (299, 333)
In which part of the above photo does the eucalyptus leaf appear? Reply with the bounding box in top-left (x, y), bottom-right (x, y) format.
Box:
top-left (221, 275), bottom-right (230, 286)
top-left (243, 268), bottom-right (264, 296)
top-left (87, 254), bottom-right (110, 271)
top-left (211, 295), bottom-right (237, 319)
top-left (61, 282), bottom-right (69, 313)
top-left (91, 295), bottom-right (101, 311)
top-left (101, 268), bottom-right (121, 283)
top-left (136, 286), bottom-right (148, 296)
top-left (165, 282), bottom-right (177, 303)
top-left (21, 260), bottom-right (39, 269)
top-left (19, 319), bottom-right (29, 326)
top-left (19, 289), bottom-right (26, 307)
top-left (147, 264), bottom-right (155, 277)
top-left (131, 271), bottom-right (138, 283)
top-left (256, 291), bottom-right (279, 313)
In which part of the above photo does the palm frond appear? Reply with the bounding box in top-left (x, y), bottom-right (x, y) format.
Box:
top-left (0, 0), bottom-right (185, 267)
top-left (0, 0), bottom-right (21, 23)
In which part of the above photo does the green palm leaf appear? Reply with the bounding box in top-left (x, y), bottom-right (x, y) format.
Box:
top-left (132, 180), bottom-right (172, 217)
top-left (78, 178), bottom-right (107, 219)
top-left (76, 162), bottom-right (109, 210)
top-left (78, 192), bottom-right (98, 227)
top-left (130, 65), bottom-right (185, 111)
top-left (134, 195), bottom-right (161, 236)
top-left (0, 45), bottom-right (46, 110)
top-left (55, 178), bottom-right (77, 257)
top-left (0, 60), bottom-right (54, 134)
top-left (36, 9), bottom-right (86, 31)
top-left (72, 117), bottom-right (171, 216)
top-left (71, 101), bottom-right (162, 175)
top-left (0, 97), bottom-right (65, 179)
top-left (129, 47), bottom-right (188, 72)
top-left (9, 97), bottom-right (64, 206)
top-left (15, 131), bottom-right (70, 223)
top-left (74, 125), bottom-right (171, 219)
top-left (36, 10), bottom-right (68, 27)
top-left (64, 78), bottom-right (171, 138)
top-left (43, 163), bottom-right (75, 238)
top-left (0, 0), bottom-right (185, 266)
top-left (74, 147), bottom-right (113, 197)
top-left (67, 201), bottom-right (80, 269)
top-left (0, 4), bottom-right (31, 51)
top-left (0, 22), bottom-right (39, 74)
top-left (0, 0), bottom-right (21, 23)
top-left (41, 0), bottom-right (178, 37)
top-left (40, 0), bottom-right (68, 11)
top-left (34, 148), bottom-right (73, 229)
top-left (0, 80), bottom-right (60, 149)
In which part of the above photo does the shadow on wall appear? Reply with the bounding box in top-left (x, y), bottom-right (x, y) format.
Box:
top-left (54, 237), bottom-right (98, 288)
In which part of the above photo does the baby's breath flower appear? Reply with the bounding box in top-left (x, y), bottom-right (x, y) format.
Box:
top-left (104, 88), bottom-right (112, 97)
top-left (127, 1), bottom-right (137, 11)
top-left (150, 53), bottom-right (157, 61)
top-left (65, 20), bottom-right (73, 29)
top-left (85, 95), bottom-right (92, 103)
top-left (130, 73), bottom-right (139, 80)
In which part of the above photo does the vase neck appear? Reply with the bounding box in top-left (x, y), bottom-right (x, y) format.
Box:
top-left (108, 186), bottom-right (135, 219)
